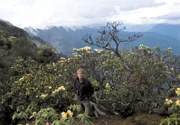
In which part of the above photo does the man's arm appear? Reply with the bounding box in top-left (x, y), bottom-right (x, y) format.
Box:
top-left (72, 79), bottom-right (78, 94)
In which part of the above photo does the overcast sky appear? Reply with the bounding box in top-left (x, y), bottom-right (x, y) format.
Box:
top-left (0, 0), bottom-right (180, 28)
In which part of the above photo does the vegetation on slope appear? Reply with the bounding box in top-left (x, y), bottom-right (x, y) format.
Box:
top-left (0, 21), bottom-right (180, 125)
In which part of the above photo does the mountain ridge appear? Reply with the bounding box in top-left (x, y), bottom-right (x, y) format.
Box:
top-left (24, 24), bottom-right (180, 55)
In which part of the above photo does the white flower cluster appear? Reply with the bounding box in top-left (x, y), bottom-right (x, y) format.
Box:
top-left (19, 76), bottom-right (25, 82)
top-left (94, 49), bottom-right (104, 53)
top-left (73, 53), bottom-right (82, 57)
top-left (73, 46), bottom-right (91, 51)
top-left (72, 46), bottom-right (92, 58)
top-left (167, 47), bottom-right (172, 50)
top-left (139, 44), bottom-right (150, 50)
top-left (105, 83), bottom-right (111, 89)
top-left (165, 88), bottom-right (180, 106)
top-left (61, 110), bottom-right (73, 119)
top-left (58, 57), bottom-right (66, 62)
top-left (52, 86), bottom-right (66, 95)
top-left (176, 88), bottom-right (180, 96)
top-left (40, 93), bottom-right (48, 98)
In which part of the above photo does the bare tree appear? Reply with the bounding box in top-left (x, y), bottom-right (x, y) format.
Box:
top-left (82, 22), bottom-right (142, 71)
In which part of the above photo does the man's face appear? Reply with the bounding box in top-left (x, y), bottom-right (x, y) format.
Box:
top-left (77, 71), bottom-right (84, 79)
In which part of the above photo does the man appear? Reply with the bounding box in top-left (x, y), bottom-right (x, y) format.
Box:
top-left (72, 68), bottom-right (94, 115)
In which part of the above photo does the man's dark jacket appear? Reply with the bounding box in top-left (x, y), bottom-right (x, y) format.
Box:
top-left (72, 77), bottom-right (94, 101)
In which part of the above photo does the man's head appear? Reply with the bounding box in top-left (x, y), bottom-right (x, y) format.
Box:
top-left (77, 68), bottom-right (84, 79)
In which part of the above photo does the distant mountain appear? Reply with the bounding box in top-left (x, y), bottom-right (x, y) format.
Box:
top-left (24, 24), bottom-right (180, 55)
top-left (133, 32), bottom-right (180, 54)
top-left (149, 24), bottom-right (180, 40)
top-left (24, 26), bottom-right (98, 55)
top-left (29, 36), bottom-right (50, 47)
top-left (124, 24), bottom-right (155, 32)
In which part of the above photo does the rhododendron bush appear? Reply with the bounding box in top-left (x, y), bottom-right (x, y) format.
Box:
top-left (1, 44), bottom-right (180, 124)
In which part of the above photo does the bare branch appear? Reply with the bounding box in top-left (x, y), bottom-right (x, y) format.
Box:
top-left (82, 21), bottom-right (142, 71)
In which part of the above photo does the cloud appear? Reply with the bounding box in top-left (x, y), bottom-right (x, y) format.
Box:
top-left (157, 12), bottom-right (180, 20)
top-left (113, 0), bottom-right (165, 11)
top-left (0, 0), bottom-right (179, 28)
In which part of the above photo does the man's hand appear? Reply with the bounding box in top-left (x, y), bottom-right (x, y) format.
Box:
top-left (85, 97), bottom-right (88, 100)
top-left (73, 95), bottom-right (77, 100)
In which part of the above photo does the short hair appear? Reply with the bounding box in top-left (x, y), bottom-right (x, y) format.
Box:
top-left (77, 68), bottom-right (84, 73)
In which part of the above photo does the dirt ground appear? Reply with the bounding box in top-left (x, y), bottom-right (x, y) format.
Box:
top-left (93, 115), bottom-right (123, 125)
top-left (91, 113), bottom-right (164, 125)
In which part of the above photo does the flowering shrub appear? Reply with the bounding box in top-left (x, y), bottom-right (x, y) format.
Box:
top-left (1, 44), bottom-right (180, 124)
top-left (69, 45), bottom-right (180, 117)
top-left (160, 88), bottom-right (180, 125)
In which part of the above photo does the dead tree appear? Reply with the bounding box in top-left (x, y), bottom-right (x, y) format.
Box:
top-left (82, 21), bottom-right (142, 71)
